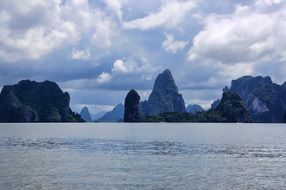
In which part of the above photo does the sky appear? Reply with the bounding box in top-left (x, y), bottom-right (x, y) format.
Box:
top-left (0, 0), bottom-right (286, 113)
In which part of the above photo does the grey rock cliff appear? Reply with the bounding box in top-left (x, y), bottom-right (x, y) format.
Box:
top-left (145, 69), bottom-right (186, 116)
top-left (230, 76), bottom-right (285, 122)
top-left (124, 90), bottom-right (141, 122)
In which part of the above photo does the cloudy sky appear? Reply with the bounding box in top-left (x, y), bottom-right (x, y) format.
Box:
top-left (0, 0), bottom-right (286, 113)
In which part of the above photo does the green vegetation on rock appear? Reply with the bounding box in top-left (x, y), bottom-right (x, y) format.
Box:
top-left (0, 80), bottom-right (83, 122)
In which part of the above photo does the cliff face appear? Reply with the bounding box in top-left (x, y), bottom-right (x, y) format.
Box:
top-left (145, 69), bottom-right (186, 116)
top-left (216, 91), bottom-right (252, 123)
top-left (124, 89), bottom-right (141, 122)
top-left (0, 80), bottom-right (83, 122)
top-left (230, 76), bottom-right (285, 122)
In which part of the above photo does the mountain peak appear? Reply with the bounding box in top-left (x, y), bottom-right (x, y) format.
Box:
top-left (162, 69), bottom-right (172, 76)
top-left (146, 69), bottom-right (186, 115)
top-left (82, 106), bottom-right (88, 111)
top-left (99, 103), bottom-right (124, 122)
top-left (152, 69), bottom-right (178, 93)
top-left (80, 106), bottom-right (92, 122)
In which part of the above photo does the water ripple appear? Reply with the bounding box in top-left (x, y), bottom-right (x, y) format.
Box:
top-left (0, 137), bottom-right (285, 158)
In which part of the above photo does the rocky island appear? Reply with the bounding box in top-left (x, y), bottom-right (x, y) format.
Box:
top-left (0, 80), bottom-right (83, 122)
top-left (230, 76), bottom-right (286, 122)
top-left (124, 89), bottom-right (141, 122)
top-left (140, 69), bottom-right (186, 116)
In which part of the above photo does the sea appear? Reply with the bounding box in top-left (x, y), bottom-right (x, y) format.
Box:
top-left (0, 123), bottom-right (286, 190)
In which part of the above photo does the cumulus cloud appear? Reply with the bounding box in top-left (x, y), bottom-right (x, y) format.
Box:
top-left (112, 57), bottom-right (158, 75)
top-left (0, 0), bottom-right (117, 62)
top-left (57, 0), bottom-right (118, 49)
top-left (112, 59), bottom-right (133, 73)
top-left (256, 0), bottom-right (282, 6)
top-left (92, 57), bottom-right (159, 90)
top-left (162, 33), bottom-right (188, 53)
top-left (123, 1), bottom-right (196, 30)
top-left (0, 0), bottom-right (79, 62)
top-left (91, 19), bottom-right (116, 49)
top-left (71, 48), bottom-right (91, 60)
top-left (62, 68), bottom-right (156, 91)
top-left (104, 0), bottom-right (127, 21)
top-left (96, 59), bottom-right (132, 85)
top-left (187, 4), bottom-right (286, 65)
top-left (96, 72), bottom-right (112, 84)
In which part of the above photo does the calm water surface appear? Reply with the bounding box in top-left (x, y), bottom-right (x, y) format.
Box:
top-left (0, 123), bottom-right (286, 190)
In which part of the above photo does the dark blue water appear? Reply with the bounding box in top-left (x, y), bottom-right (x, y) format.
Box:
top-left (0, 123), bottom-right (286, 189)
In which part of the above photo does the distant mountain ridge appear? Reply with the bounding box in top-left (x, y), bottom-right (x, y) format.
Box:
top-left (91, 111), bottom-right (106, 121)
top-left (99, 103), bottom-right (124, 122)
top-left (80, 106), bottom-right (92, 122)
top-left (186, 104), bottom-right (204, 114)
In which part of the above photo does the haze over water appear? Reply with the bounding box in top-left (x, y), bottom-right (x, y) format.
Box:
top-left (0, 123), bottom-right (286, 190)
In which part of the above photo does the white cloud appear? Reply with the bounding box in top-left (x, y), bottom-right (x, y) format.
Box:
top-left (112, 59), bottom-right (133, 73)
top-left (162, 33), bottom-right (188, 53)
top-left (0, 0), bottom-right (117, 62)
top-left (104, 0), bottom-right (127, 21)
top-left (91, 17), bottom-right (116, 49)
top-left (71, 48), bottom-right (91, 60)
top-left (0, 0), bottom-right (80, 62)
top-left (187, 4), bottom-right (286, 64)
top-left (256, 0), bottom-right (282, 6)
top-left (123, 1), bottom-right (196, 30)
top-left (221, 63), bottom-right (254, 79)
top-left (94, 56), bottom-right (159, 87)
top-left (96, 72), bottom-right (112, 84)
top-left (59, 0), bottom-right (117, 49)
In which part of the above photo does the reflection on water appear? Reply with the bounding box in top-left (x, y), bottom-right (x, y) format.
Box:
top-left (0, 123), bottom-right (286, 189)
